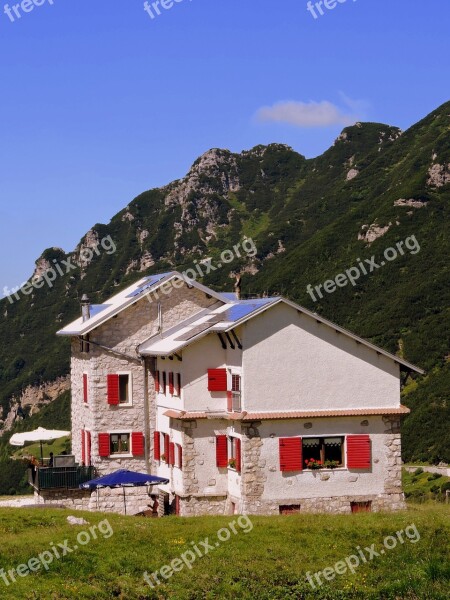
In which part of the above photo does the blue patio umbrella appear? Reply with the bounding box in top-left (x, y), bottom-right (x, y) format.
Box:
top-left (80, 470), bottom-right (169, 515)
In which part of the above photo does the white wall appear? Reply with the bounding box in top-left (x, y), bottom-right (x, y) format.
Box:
top-left (181, 333), bottom-right (242, 413)
top-left (242, 303), bottom-right (401, 412)
top-left (258, 416), bottom-right (389, 500)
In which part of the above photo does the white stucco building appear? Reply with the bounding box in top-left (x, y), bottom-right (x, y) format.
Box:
top-left (52, 271), bottom-right (422, 516)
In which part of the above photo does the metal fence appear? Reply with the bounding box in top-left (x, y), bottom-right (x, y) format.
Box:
top-left (29, 466), bottom-right (96, 490)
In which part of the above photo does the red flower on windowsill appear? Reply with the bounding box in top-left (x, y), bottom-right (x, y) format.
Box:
top-left (305, 458), bottom-right (323, 470)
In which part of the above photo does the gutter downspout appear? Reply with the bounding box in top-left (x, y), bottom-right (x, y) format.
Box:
top-left (142, 357), bottom-right (152, 475)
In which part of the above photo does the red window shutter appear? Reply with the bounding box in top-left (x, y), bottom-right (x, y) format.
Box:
top-left (169, 442), bottom-right (175, 466)
top-left (154, 371), bottom-right (160, 393)
top-left (169, 372), bottom-right (174, 395)
top-left (164, 434), bottom-right (170, 461)
top-left (216, 435), bottom-right (228, 467)
top-left (83, 374), bottom-right (88, 403)
top-left (98, 433), bottom-right (110, 457)
top-left (177, 444), bottom-right (183, 470)
top-left (86, 431), bottom-right (92, 465)
top-left (347, 435), bottom-right (371, 469)
top-left (154, 431), bottom-right (161, 461)
top-left (132, 432), bottom-right (145, 457)
top-left (176, 373), bottom-right (181, 396)
top-left (227, 391), bottom-right (233, 412)
top-left (208, 368), bottom-right (227, 392)
top-left (81, 430), bottom-right (86, 464)
top-left (235, 438), bottom-right (242, 473)
top-left (107, 374), bottom-right (119, 405)
top-left (279, 438), bottom-right (303, 472)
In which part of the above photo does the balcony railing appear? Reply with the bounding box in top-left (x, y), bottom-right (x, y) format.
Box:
top-left (28, 466), bottom-right (96, 491)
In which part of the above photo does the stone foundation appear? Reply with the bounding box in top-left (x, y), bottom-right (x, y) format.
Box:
top-left (34, 487), bottom-right (405, 517)
top-left (35, 487), bottom-right (157, 516)
top-left (178, 495), bottom-right (227, 517)
top-left (242, 492), bottom-right (406, 515)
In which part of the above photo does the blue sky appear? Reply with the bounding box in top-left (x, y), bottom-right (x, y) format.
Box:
top-left (0, 0), bottom-right (448, 292)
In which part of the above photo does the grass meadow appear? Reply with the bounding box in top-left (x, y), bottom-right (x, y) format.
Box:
top-left (0, 503), bottom-right (448, 599)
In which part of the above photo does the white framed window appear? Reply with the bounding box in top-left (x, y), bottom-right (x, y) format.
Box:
top-left (117, 372), bottom-right (133, 406)
top-left (173, 373), bottom-right (182, 397)
top-left (230, 372), bottom-right (242, 412)
top-left (110, 432), bottom-right (131, 456)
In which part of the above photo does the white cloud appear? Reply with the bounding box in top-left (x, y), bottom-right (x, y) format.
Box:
top-left (255, 99), bottom-right (365, 128)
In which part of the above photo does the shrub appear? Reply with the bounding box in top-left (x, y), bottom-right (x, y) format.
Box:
top-left (427, 473), bottom-right (443, 481)
top-left (414, 467), bottom-right (424, 475)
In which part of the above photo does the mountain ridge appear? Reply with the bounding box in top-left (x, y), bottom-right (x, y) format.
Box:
top-left (0, 101), bottom-right (449, 469)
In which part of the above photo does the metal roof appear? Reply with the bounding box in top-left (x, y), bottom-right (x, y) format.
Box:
top-left (138, 297), bottom-right (280, 356)
top-left (57, 272), bottom-right (231, 337)
top-left (57, 270), bottom-right (424, 374)
top-left (125, 273), bottom-right (172, 298)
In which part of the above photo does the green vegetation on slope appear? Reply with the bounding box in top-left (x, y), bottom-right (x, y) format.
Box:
top-left (0, 391), bottom-right (71, 495)
top-left (403, 467), bottom-right (450, 502)
top-left (0, 101), bottom-right (449, 469)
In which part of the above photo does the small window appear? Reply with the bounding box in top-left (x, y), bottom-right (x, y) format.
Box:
top-left (83, 374), bottom-right (88, 404)
top-left (228, 437), bottom-right (237, 461)
top-left (119, 374), bottom-right (131, 404)
top-left (110, 433), bottom-right (130, 455)
top-left (175, 444), bottom-right (182, 469)
top-left (303, 437), bottom-right (344, 469)
top-left (80, 335), bottom-right (90, 353)
top-left (351, 501), bottom-right (372, 513)
top-left (230, 374), bottom-right (241, 411)
top-left (174, 373), bottom-right (182, 397)
top-left (161, 372), bottom-right (167, 395)
top-left (279, 505), bottom-right (301, 515)
top-left (160, 432), bottom-right (170, 463)
top-left (227, 437), bottom-right (241, 471)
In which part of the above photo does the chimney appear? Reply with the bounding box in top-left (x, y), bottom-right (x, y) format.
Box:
top-left (234, 274), bottom-right (242, 301)
top-left (81, 294), bottom-right (91, 322)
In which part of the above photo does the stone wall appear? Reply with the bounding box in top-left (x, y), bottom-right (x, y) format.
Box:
top-left (240, 493), bottom-right (406, 515)
top-left (71, 280), bottom-right (216, 474)
top-left (179, 495), bottom-right (227, 517)
top-left (35, 486), bottom-right (156, 516)
top-left (382, 415), bottom-right (405, 501)
top-left (181, 422), bottom-right (200, 495)
top-left (240, 422), bottom-right (265, 514)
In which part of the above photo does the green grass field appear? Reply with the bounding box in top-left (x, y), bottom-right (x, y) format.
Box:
top-left (0, 504), bottom-right (449, 599)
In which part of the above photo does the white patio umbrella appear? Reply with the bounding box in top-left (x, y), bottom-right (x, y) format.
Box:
top-left (9, 427), bottom-right (71, 461)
